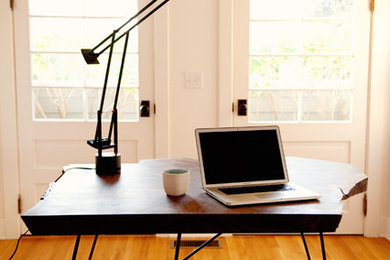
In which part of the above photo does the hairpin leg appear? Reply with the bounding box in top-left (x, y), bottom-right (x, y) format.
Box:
top-left (174, 233), bottom-right (182, 260)
top-left (72, 235), bottom-right (81, 260)
top-left (301, 232), bottom-right (327, 260)
top-left (182, 233), bottom-right (222, 260)
top-left (88, 234), bottom-right (99, 260)
top-left (320, 232), bottom-right (327, 260)
top-left (301, 233), bottom-right (311, 260)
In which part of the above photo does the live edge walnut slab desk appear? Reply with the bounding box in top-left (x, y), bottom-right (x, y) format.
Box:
top-left (22, 157), bottom-right (367, 260)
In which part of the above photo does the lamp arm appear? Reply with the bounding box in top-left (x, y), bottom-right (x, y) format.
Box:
top-left (107, 32), bottom-right (130, 143)
top-left (90, 0), bottom-right (158, 53)
top-left (97, 0), bottom-right (171, 56)
top-left (82, 0), bottom-right (170, 64)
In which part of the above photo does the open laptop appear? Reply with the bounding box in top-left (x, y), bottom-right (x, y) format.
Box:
top-left (195, 125), bottom-right (320, 206)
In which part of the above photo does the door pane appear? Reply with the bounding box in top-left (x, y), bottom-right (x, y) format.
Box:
top-left (86, 88), bottom-right (139, 121)
top-left (33, 88), bottom-right (84, 120)
top-left (301, 22), bottom-right (354, 53)
top-left (31, 53), bottom-right (84, 87)
top-left (250, 22), bottom-right (301, 54)
top-left (85, 54), bottom-right (139, 88)
top-left (30, 18), bottom-right (83, 52)
top-left (302, 56), bottom-right (353, 89)
top-left (249, 90), bottom-right (298, 122)
top-left (250, 57), bottom-right (301, 89)
top-left (301, 90), bottom-right (351, 121)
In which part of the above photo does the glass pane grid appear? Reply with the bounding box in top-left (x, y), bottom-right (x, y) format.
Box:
top-left (29, 0), bottom-right (140, 121)
top-left (248, 0), bottom-right (355, 123)
top-left (250, 0), bottom-right (356, 20)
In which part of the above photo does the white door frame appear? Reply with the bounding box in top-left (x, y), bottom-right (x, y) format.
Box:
top-left (0, 2), bottom-right (20, 239)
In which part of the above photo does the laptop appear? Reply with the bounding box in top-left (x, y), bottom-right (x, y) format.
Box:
top-left (195, 125), bottom-right (320, 206)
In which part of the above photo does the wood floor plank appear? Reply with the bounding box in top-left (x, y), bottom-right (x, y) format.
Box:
top-left (1, 235), bottom-right (389, 260)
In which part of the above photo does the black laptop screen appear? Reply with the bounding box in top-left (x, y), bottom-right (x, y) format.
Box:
top-left (198, 129), bottom-right (286, 185)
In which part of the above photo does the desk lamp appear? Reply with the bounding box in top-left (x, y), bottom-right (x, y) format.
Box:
top-left (81, 0), bottom-right (171, 176)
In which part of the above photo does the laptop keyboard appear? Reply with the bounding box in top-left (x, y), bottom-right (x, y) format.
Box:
top-left (219, 184), bottom-right (294, 195)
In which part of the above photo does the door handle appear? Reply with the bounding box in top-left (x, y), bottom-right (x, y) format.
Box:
top-left (238, 99), bottom-right (248, 116)
top-left (140, 100), bottom-right (150, 117)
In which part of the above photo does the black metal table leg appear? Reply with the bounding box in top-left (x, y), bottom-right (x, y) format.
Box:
top-left (320, 232), bottom-right (327, 260)
top-left (72, 235), bottom-right (81, 260)
top-left (301, 233), bottom-right (311, 260)
top-left (88, 234), bottom-right (99, 260)
top-left (301, 232), bottom-right (327, 260)
top-left (182, 233), bottom-right (222, 260)
top-left (174, 233), bottom-right (182, 260)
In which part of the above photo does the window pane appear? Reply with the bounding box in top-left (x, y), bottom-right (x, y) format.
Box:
top-left (250, 0), bottom-right (303, 20)
top-left (30, 18), bottom-right (83, 52)
top-left (302, 56), bottom-right (353, 89)
top-left (301, 90), bottom-right (351, 121)
top-left (84, 0), bottom-right (138, 17)
top-left (250, 22), bottom-right (300, 54)
top-left (84, 18), bottom-right (138, 52)
top-left (31, 53), bottom-right (84, 87)
top-left (86, 54), bottom-right (138, 88)
top-left (249, 90), bottom-right (298, 121)
top-left (250, 0), bottom-right (355, 19)
top-left (29, 0), bottom-right (138, 17)
top-left (301, 22), bottom-right (353, 53)
top-left (29, 0), bottom-right (82, 16)
top-left (301, 0), bottom-right (355, 18)
top-left (250, 57), bottom-right (301, 89)
top-left (86, 88), bottom-right (138, 121)
top-left (33, 88), bottom-right (84, 119)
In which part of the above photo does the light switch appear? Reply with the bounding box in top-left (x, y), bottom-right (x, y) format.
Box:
top-left (184, 71), bottom-right (203, 89)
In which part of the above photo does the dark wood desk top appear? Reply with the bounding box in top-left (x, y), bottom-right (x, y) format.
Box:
top-left (22, 157), bottom-right (367, 235)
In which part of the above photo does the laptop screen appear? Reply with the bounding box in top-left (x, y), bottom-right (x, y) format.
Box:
top-left (197, 127), bottom-right (287, 187)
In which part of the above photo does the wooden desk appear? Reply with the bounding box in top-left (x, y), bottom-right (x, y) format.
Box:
top-left (21, 157), bottom-right (367, 259)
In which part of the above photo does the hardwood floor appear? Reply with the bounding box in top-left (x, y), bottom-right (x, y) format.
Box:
top-left (1, 235), bottom-right (389, 259)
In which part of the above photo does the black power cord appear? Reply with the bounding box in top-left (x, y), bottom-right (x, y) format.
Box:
top-left (55, 166), bottom-right (95, 182)
top-left (8, 230), bottom-right (30, 260)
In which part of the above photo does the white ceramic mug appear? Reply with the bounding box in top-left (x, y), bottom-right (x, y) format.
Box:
top-left (162, 169), bottom-right (190, 196)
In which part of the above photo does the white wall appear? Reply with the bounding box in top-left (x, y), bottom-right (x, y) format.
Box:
top-left (0, 0), bottom-right (21, 239)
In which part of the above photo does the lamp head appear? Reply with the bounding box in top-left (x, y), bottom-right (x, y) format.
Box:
top-left (81, 49), bottom-right (100, 64)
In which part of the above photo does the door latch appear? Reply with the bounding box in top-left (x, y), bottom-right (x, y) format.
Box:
top-left (140, 100), bottom-right (150, 117)
top-left (238, 99), bottom-right (248, 116)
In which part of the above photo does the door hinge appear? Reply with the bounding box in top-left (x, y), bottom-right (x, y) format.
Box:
top-left (10, 0), bottom-right (14, 10)
top-left (18, 195), bottom-right (22, 214)
top-left (154, 104), bottom-right (156, 114)
top-left (370, 0), bottom-right (375, 12)
top-left (232, 102), bottom-right (234, 112)
top-left (363, 192), bottom-right (367, 216)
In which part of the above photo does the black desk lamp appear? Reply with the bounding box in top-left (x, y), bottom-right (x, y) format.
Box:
top-left (81, 0), bottom-right (171, 176)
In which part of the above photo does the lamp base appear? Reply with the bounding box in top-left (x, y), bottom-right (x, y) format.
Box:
top-left (95, 152), bottom-right (121, 176)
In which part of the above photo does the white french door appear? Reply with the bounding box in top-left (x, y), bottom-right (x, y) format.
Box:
top-left (230, 0), bottom-right (370, 234)
top-left (14, 0), bottom-right (155, 215)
